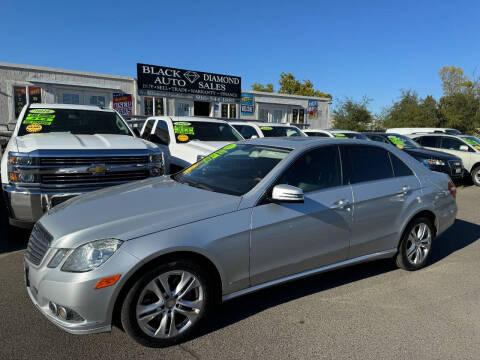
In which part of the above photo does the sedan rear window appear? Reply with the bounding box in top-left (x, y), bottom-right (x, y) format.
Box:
top-left (174, 144), bottom-right (291, 196)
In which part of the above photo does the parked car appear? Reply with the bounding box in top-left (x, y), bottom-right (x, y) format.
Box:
top-left (364, 132), bottom-right (464, 180)
top-left (24, 138), bottom-right (457, 347)
top-left (409, 133), bottom-right (480, 186)
top-left (304, 129), bottom-right (368, 140)
top-left (386, 127), bottom-right (461, 135)
top-left (229, 121), bottom-right (305, 139)
top-left (140, 116), bottom-right (243, 173)
top-left (1, 104), bottom-right (164, 228)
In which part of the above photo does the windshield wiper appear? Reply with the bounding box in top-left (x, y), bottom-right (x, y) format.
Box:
top-left (183, 180), bottom-right (215, 192)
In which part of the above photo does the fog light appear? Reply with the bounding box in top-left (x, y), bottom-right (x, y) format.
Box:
top-left (58, 306), bottom-right (68, 320)
top-left (49, 301), bottom-right (58, 316)
top-left (150, 167), bottom-right (161, 176)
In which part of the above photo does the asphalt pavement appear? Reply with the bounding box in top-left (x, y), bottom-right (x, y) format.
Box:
top-left (0, 186), bottom-right (479, 359)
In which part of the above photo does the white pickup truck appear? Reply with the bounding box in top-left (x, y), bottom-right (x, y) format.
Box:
top-left (1, 104), bottom-right (164, 228)
top-left (140, 116), bottom-right (244, 173)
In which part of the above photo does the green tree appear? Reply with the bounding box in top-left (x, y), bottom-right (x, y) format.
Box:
top-left (438, 66), bottom-right (474, 96)
top-left (251, 73), bottom-right (332, 98)
top-left (437, 92), bottom-right (480, 133)
top-left (381, 90), bottom-right (439, 129)
top-left (278, 73), bottom-right (332, 98)
top-left (332, 97), bottom-right (373, 131)
top-left (251, 83), bottom-right (274, 93)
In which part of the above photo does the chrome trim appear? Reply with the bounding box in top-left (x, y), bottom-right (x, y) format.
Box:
top-left (9, 162), bottom-right (156, 175)
top-left (222, 249), bottom-right (397, 302)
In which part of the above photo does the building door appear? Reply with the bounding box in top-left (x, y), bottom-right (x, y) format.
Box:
top-left (272, 109), bottom-right (283, 123)
top-left (194, 101), bottom-right (210, 116)
top-left (176, 103), bottom-right (191, 116)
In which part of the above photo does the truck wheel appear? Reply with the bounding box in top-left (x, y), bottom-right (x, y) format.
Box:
top-left (120, 259), bottom-right (214, 347)
top-left (396, 217), bottom-right (435, 271)
top-left (471, 166), bottom-right (480, 187)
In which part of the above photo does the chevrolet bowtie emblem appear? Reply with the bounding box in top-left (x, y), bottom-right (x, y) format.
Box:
top-left (88, 165), bottom-right (108, 174)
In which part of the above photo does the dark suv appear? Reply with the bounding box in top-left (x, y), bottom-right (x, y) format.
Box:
top-left (364, 132), bottom-right (464, 180)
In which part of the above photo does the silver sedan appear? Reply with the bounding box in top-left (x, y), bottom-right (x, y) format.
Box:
top-left (24, 138), bottom-right (457, 347)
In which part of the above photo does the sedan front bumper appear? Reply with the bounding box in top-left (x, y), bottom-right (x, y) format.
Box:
top-left (24, 247), bottom-right (139, 335)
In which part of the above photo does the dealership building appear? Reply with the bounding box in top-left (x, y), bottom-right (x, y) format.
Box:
top-left (0, 62), bottom-right (332, 129)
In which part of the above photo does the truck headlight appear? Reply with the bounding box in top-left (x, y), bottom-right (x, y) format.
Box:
top-left (8, 172), bottom-right (38, 183)
top-left (9, 155), bottom-right (35, 166)
top-left (149, 153), bottom-right (163, 163)
top-left (61, 239), bottom-right (123, 272)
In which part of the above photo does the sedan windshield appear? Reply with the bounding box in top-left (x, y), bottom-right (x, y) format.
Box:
top-left (18, 108), bottom-right (132, 136)
top-left (174, 144), bottom-right (291, 196)
top-left (173, 121), bottom-right (243, 143)
top-left (260, 126), bottom-right (304, 137)
top-left (386, 134), bottom-right (420, 149)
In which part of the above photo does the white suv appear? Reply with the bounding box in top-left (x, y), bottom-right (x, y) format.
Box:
top-left (229, 121), bottom-right (305, 139)
top-left (304, 129), bottom-right (368, 140)
top-left (409, 133), bottom-right (480, 186)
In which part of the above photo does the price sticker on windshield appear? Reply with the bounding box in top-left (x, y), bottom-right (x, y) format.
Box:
top-left (23, 109), bottom-right (55, 126)
top-left (464, 138), bottom-right (480, 150)
top-left (26, 124), bottom-right (42, 133)
top-left (174, 125), bottom-right (195, 135)
top-left (260, 126), bottom-right (273, 131)
top-left (334, 133), bottom-right (348, 138)
top-left (388, 136), bottom-right (406, 149)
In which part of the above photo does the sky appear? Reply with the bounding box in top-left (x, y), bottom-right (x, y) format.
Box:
top-left (1, 0), bottom-right (479, 113)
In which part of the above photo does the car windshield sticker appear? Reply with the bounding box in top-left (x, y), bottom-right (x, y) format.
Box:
top-left (464, 138), bottom-right (480, 150)
top-left (25, 124), bottom-right (42, 133)
top-left (201, 144), bottom-right (237, 164)
top-left (260, 126), bottom-right (273, 130)
top-left (174, 121), bottom-right (191, 126)
top-left (177, 134), bottom-right (189, 142)
top-left (23, 109), bottom-right (55, 126)
top-left (174, 124), bottom-right (195, 135)
top-left (388, 136), bottom-right (406, 149)
top-left (334, 133), bottom-right (348, 138)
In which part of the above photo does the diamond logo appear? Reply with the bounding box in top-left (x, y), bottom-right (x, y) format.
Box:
top-left (184, 71), bottom-right (200, 84)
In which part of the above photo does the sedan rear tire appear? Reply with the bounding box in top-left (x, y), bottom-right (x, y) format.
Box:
top-left (120, 259), bottom-right (213, 347)
top-left (471, 166), bottom-right (480, 187)
top-left (396, 217), bottom-right (435, 271)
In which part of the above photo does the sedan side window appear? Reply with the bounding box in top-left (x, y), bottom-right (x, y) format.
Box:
top-left (277, 146), bottom-right (342, 193)
top-left (368, 135), bottom-right (390, 144)
top-left (389, 153), bottom-right (414, 177)
top-left (233, 125), bottom-right (258, 139)
top-left (341, 145), bottom-right (394, 184)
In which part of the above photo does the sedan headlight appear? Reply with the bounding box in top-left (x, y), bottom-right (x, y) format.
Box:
top-left (426, 159), bottom-right (445, 166)
top-left (61, 239), bottom-right (123, 272)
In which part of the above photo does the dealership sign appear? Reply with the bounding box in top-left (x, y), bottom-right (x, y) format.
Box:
top-left (113, 93), bottom-right (133, 116)
top-left (307, 99), bottom-right (319, 119)
top-left (240, 93), bottom-right (255, 115)
top-left (137, 63), bottom-right (241, 103)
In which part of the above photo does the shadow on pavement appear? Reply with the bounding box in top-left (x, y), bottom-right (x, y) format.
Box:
top-left (0, 196), bottom-right (30, 255)
top-left (196, 218), bottom-right (479, 338)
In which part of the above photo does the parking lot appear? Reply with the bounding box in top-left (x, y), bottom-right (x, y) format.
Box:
top-left (0, 185), bottom-right (479, 359)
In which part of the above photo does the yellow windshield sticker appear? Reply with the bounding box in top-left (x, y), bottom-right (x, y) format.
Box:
top-left (183, 162), bottom-right (200, 174)
top-left (334, 133), bottom-right (348, 138)
top-left (463, 138), bottom-right (480, 147)
top-left (23, 111), bottom-right (55, 126)
top-left (26, 124), bottom-right (42, 133)
top-left (28, 109), bottom-right (55, 114)
top-left (260, 126), bottom-right (273, 130)
top-left (223, 144), bottom-right (237, 150)
top-left (177, 134), bottom-right (189, 142)
top-left (388, 135), bottom-right (406, 146)
top-left (174, 121), bottom-right (191, 126)
top-left (396, 144), bottom-right (404, 149)
top-left (476, 145), bottom-right (480, 150)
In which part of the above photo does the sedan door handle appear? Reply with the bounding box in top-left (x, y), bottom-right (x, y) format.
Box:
top-left (400, 185), bottom-right (410, 195)
top-left (331, 199), bottom-right (350, 209)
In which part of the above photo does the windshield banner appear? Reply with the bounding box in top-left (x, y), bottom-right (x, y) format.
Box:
top-left (137, 63), bottom-right (241, 103)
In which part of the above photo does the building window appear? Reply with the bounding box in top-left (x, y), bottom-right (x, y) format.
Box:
top-left (299, 109), bottom-right (305, 123)
top-left (89, 95), bottom-right (106, 106)
top-left (292, 109), bottom-right (298, 123)
top-left (144, 97), bottom-right (153, 116)
top-left (229, 104), bottom-right (237, 119)
top-left (221, 104), bottom-right (229, 118)
top-left (259, 108), bottom-right (268, 122)
top-left (177, 103), bottom-right (190, 116)
top-left (272, 109), bottom-right (283, 123)
top-left (29, 87), bottom-right (42, 104)
top-left (63, 93), bottom-right (80, 104)
top-left (155, 98), bottom-right (164, 116)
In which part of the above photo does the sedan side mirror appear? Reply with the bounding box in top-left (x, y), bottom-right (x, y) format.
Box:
top-left (271, 184), bottom-right (304, 203)
top-left (459, 145), bottom-right (469, 152)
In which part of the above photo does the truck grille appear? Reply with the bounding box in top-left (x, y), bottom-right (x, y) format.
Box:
top-left (41, 170), bottom-right (149, 185)
top-left (25, 223), bottom-right (53, 266)
top-left (448, 160), bottom-right (463, 177)
top-left (40, 156), bottom-right (149, 166)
